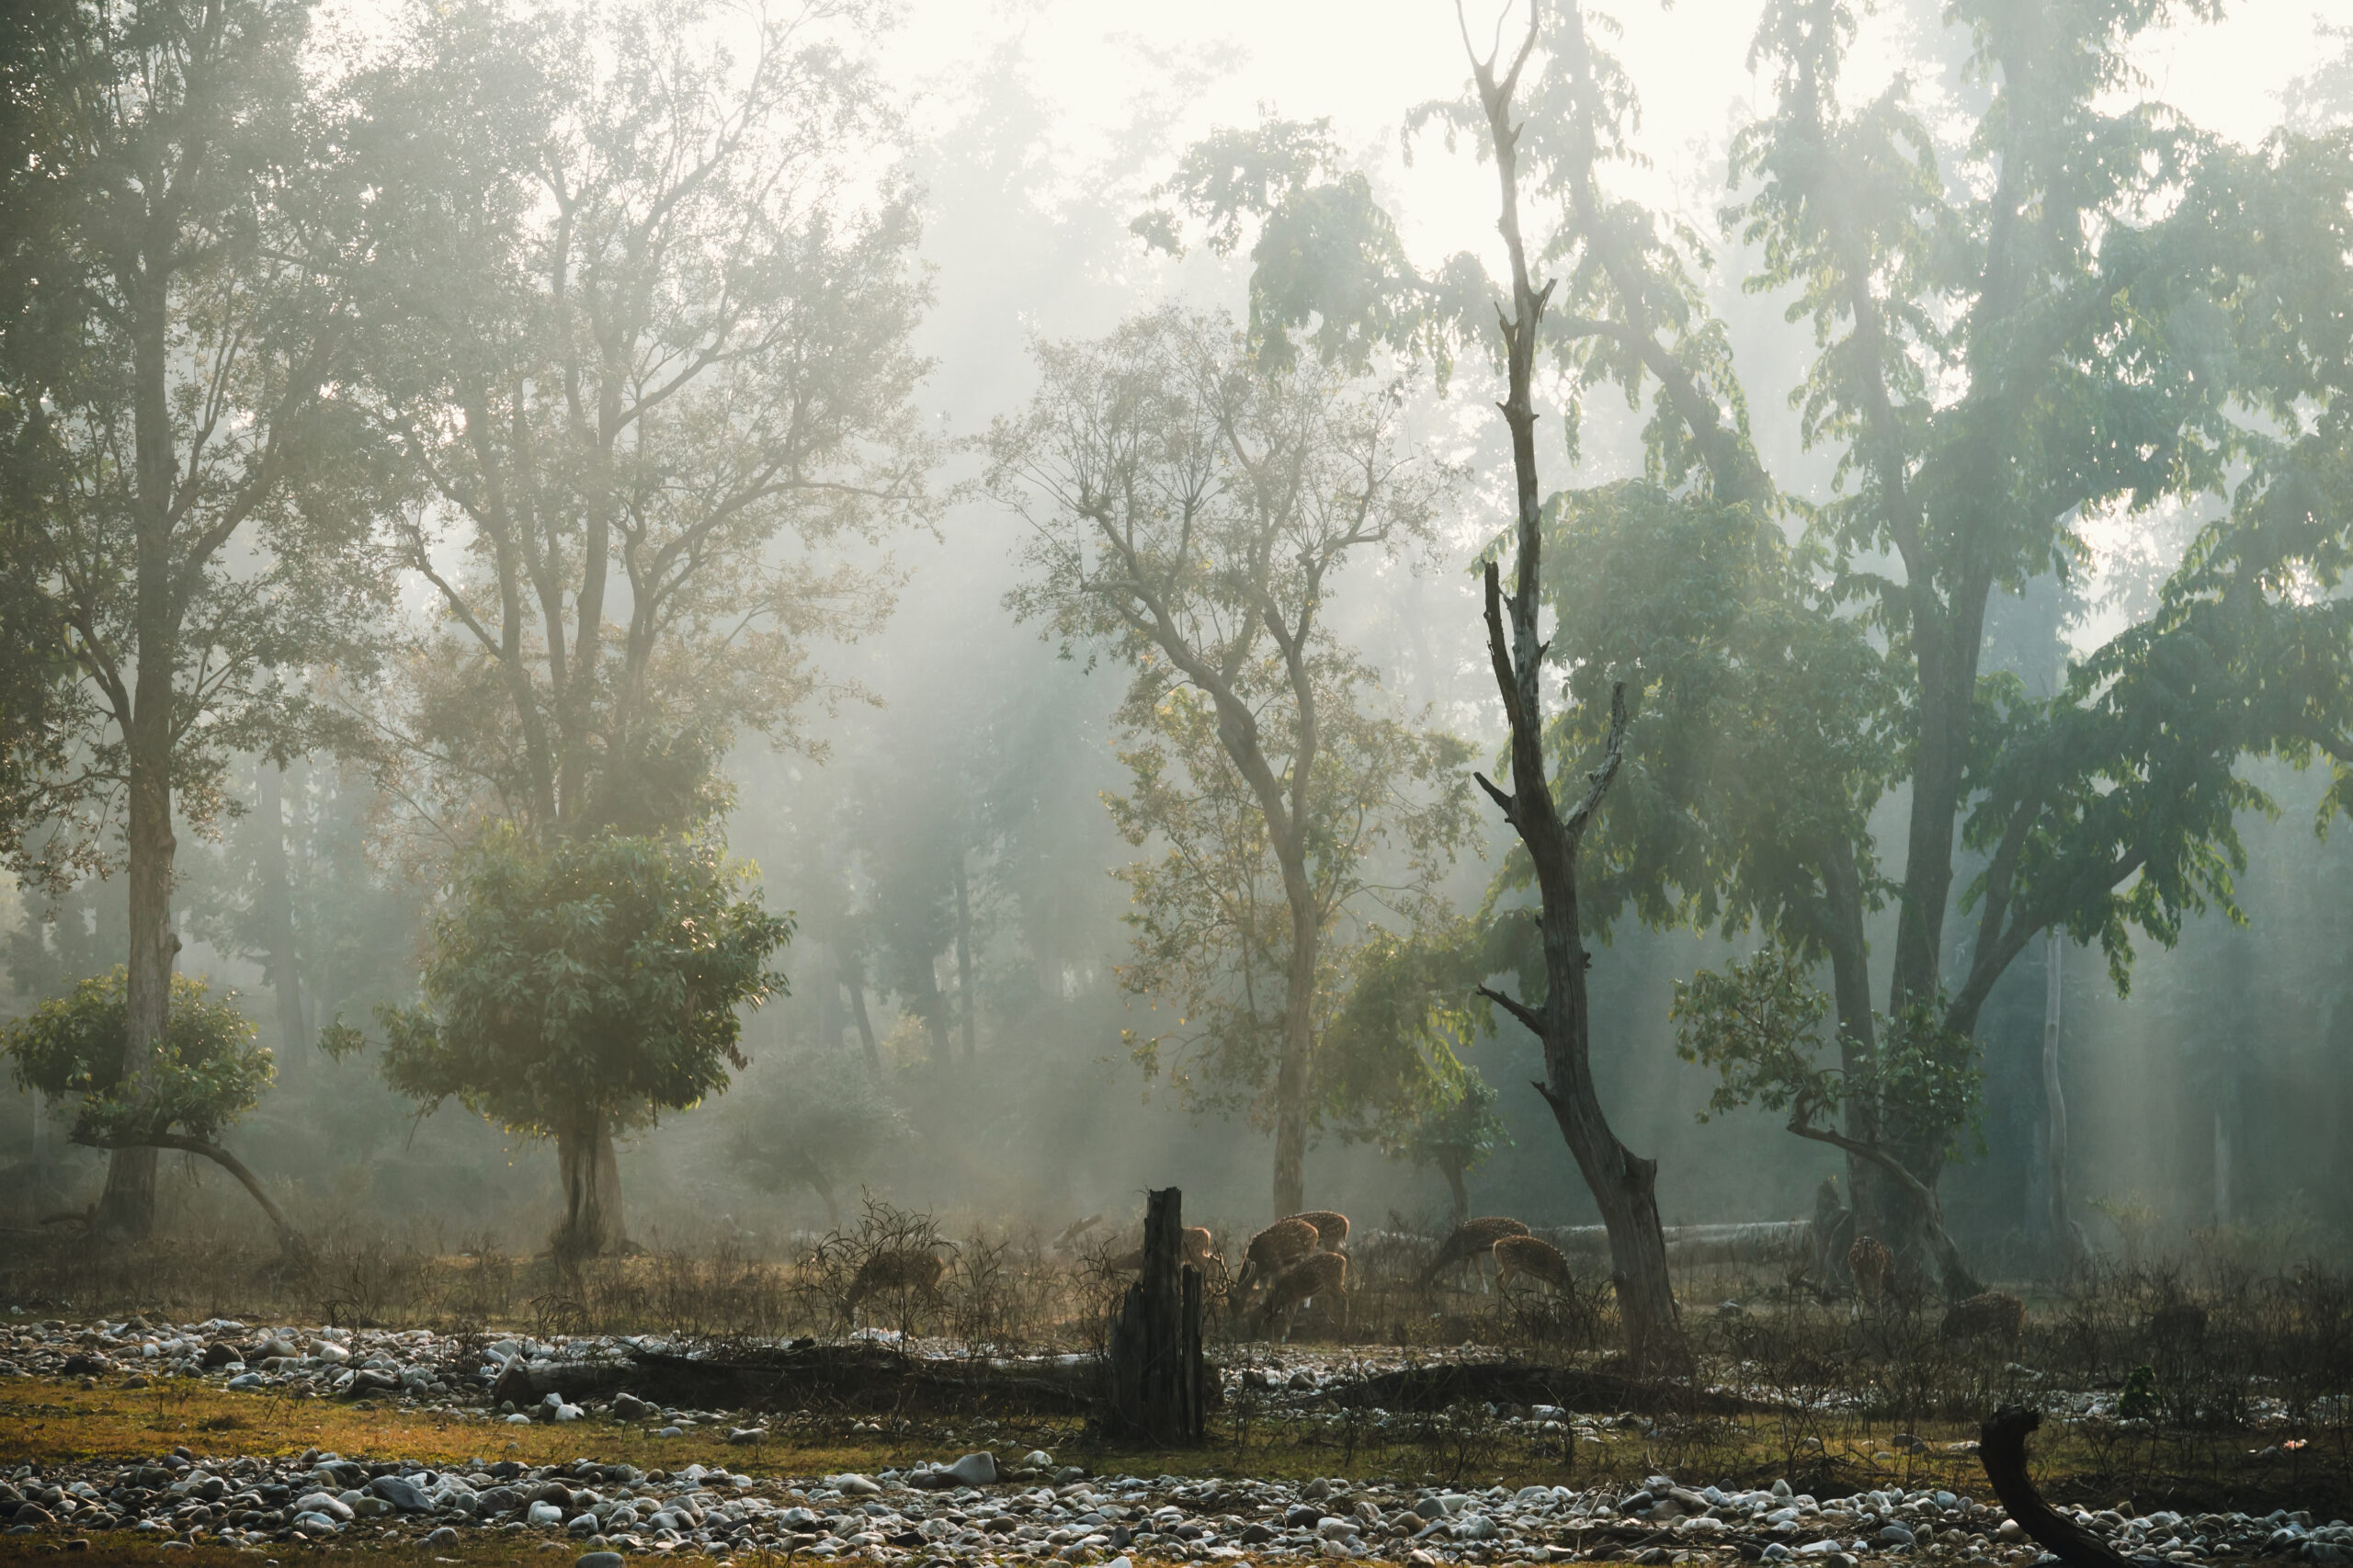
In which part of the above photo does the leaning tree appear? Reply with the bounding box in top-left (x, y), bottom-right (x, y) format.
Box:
top-left (5, 970), bottom-right (304, 1252)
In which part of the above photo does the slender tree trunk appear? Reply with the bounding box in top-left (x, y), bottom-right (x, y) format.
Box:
top-left (2040, 931), bottom-right (2083, 1270)
top-left (1462, 13), bottom-right (1684, 1370)
top-left (98, 262), bottom-right (181, 1242)
top-left (954, 856), bottom-right (976, 1061)
top-left (553, 1109), bottom-right (625, 1259)
top-left (918, 960), bottom-right (950, 1069)
top-left (1270, 881), bottom-right (1315, 1219)
top-left (256, 765), bottom-right (310, 1052)
top-left (1820, 837), bottom-right (1888, 1250)
top-left (1442, 1160), bottom-right (1470, 1227)
top-left (842, 949), bottom-right (882, 1076)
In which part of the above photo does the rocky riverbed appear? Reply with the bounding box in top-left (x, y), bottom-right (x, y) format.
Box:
top-left (4, 1311), bottom-right (2348, 1564)
top-left (6, 1443), bottom-right (2350, 1565)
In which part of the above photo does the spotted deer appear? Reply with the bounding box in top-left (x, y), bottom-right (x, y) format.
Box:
top-left (1284, 1210), bottom-right (1350, 1252)
top-left (1847, 1234), bottom-right (1893, 1318)
top-left (1492, 1233), bottom-right (1575, 1298)
top-left (1109, 1224), bottom-right (1220, 1279)
top-left (842, 1246), bottom-right (948, 1325)
top-left (1940, 1290), bottom-right (2026, 1348)
top-left (1232, 1217), bottom-right (1321, 1311)
top-left (1418, 1216), bottom-right (1533, 1293)
top-left (1252, 1250), bottom-right (1349, 1343)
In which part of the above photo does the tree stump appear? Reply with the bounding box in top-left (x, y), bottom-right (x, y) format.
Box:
top-left (1103, 1187), bottom-right (1207, 1444)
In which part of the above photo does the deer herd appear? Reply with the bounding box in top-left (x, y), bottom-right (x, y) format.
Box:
top-left (835, 1210), bottom-right (2031, 1347)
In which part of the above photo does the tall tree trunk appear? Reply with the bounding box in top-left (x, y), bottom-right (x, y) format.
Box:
top-left (1461, 16), bottom-right (1683, 1370)
top-left (2040, 931), bottom-right (2083, 1270)
top-left (1820, 836), bottom-right (1890, 1254)
top-left (256, 765), bottom-right (310, 1052)
top-left (842, 949), bottom-right (882, 1076)
top-left (98, 263), bottom-right (181, 1242)
top-left (1442, 1159), bottom-right (1470, 1228)
top-left (954, 856), bottom-right (976, 1062)
top-left (553, 1110), bottom-right (625, 1260)
top-left (1270, 883), bottom-right (1316, 1219)
top-left (918, 960), bottom-right (950, 1069)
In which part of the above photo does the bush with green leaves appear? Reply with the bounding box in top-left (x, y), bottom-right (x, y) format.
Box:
top-left (1672, 946), bottom-right (1984, 1293)
top-left (4, 969), bottom-right (301, 1244)
top-left (366, 828), bottom-right (790, 1258)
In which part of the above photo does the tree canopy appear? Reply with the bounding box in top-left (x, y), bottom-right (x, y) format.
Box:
top-left (371, 829), bottom-right (790, 1256)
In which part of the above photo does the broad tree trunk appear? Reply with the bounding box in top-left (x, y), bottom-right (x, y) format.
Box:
top-left (256, 765), bottom-right (310, 1052)
top-left (1461, 22), bottom-right (1683, 1370)
top-left (553, 1111), bottom-right (625, 1259)
top-left (1442, 1160), bottom-right (1470, 1228)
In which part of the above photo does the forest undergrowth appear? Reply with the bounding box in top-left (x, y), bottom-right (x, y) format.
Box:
top-left (6, 1201), bottom-right (2352, 1513)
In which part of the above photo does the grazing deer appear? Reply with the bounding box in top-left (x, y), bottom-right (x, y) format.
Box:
top-left (1847, 1234), bottom-right (1893, 1318)
top-left (843, 1246), bottom-right (948, 1325)
top-left (1252, 1250), bottom-right (1349, 1343)
top-left (1939, 1290), bottom-right (2026, 1348)
top-left (1418, 1216), bottom-right (1532, 1293)
top-left (1109, 1224), bottom-right (1220, 1279)
top-left (1232, 1217), bottom-right (1320, 1310)
top-left (1493, 1233), bottom-right (1575, 1298)
top-left (1284, 1210), bottom-right (1350, 1251)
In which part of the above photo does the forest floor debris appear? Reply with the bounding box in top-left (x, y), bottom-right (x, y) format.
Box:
top-left (4, 1313), bottom-right (2352, 1565)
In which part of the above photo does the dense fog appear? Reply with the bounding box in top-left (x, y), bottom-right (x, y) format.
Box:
top-left (5, 0), bottom-right (2351, 1283)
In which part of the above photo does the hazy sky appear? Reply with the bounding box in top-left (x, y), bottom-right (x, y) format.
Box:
top-left (899, 0), bottom-right (2337, 278)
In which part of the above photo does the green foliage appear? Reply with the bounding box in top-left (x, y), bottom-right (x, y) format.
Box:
top-left (1672, 947), bottom-right (1982, 1163)
top-left (1133, 118), bottom-right (1491, 381)
top-left (374, 830), bottom-right (790, 1140)
top-left (1105, 678), bottom-right (1476, 1132)
top-left (993, 307), bottom-right (1477, 1176)
top-left (1320, 917), bottom-right (1495, 1141)
top-left (1528, 481), bottom-right (1893, 955)
top-left (0, 0), bottom-right (396, 893)
top-left (5, 970), bottom-right (271, 1146)
top-left (349, 0), bottom-right (936, 841)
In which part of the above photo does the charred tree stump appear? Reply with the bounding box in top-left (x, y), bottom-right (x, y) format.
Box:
top-left (1104, 1187), bottom-right (1207, 1445)
top-left (1978, 1406), bottom-right (2157, 1568)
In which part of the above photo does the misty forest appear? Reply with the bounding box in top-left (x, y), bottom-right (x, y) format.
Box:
top-left (5, 0), bottom-right (2353, 1561)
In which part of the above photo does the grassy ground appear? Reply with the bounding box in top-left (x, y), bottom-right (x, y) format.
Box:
top-left (7, 1371), bottom-right (2343, 1512)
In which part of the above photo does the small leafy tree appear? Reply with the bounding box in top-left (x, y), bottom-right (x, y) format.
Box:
top-left (1672, 947), bottom-right (1982, 1291)
top-left (723, 1046), bottom-right (910, 1231)
top-left (1390, 1073), bottom-right (1508, 1228)
top-left (994, 307), bottom-right (1473, 1216)
top-left (369, 830), bottom-right (790, 1258)
top-left (5, 969), bottom-right (301, 1249)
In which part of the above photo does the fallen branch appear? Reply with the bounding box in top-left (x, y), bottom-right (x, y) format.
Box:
top-left (1977, 1406), bottom-right (2157, 1568)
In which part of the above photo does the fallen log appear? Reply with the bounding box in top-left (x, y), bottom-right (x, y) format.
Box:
top-left (1535, 1221), bottom-right (1813, 1268)
top-left (489, 1341), bottom-right (1103, 1416)
top-left (1977, 1406), bottom-right (2160, 1568)
top-left (1325, 1358), bottom-right (1747, 1415)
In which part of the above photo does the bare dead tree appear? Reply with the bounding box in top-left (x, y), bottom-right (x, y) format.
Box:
top-left (1458, 2), bottom-right (1685, 1370)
